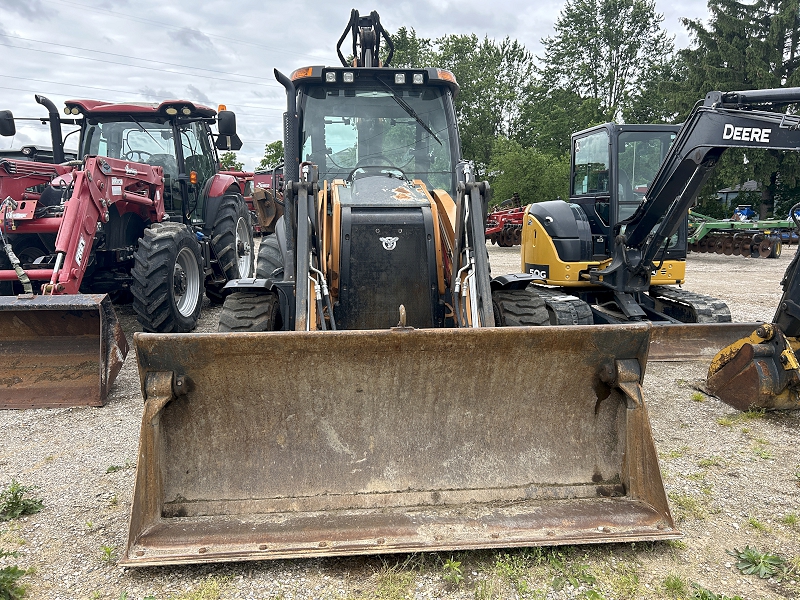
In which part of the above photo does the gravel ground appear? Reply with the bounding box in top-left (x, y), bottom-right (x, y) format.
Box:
top-left (1, 243), bottom-right (798, 600)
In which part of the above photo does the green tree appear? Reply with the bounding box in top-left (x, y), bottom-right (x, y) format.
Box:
top-left (219, 151), bottom-right (243, 171)
top-left (539, 0), bottom-right (675, 121)
top-left (488, 137), bottom-right (571, 206)
top-left (674, 0), bottom-right (800, 216)
top-left (258, 140), bottom-right (284, 171)
top-left (386, 26), bottom-right (435, 67)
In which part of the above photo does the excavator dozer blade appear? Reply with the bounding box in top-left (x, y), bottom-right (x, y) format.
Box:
top-left (123, 324), bottom-right (678, 567)
top-left (648, 322), bottom-right (762, 361)
top-left (0, 294), bottom-right (128, 408)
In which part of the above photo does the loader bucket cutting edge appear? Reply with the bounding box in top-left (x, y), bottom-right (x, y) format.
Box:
top-left (0, 294), bottom-right (128, 408)
top-left (123, 324), bottom-right (678, 566)
top-left (648, 322), bottom-right (762, 361)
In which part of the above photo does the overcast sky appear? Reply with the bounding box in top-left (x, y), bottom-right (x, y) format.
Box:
top-left (0, 0), bottom-right (709, 169)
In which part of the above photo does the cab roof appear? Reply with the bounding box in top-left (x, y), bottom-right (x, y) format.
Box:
top-left (64, 99), bottom-right (217, 119)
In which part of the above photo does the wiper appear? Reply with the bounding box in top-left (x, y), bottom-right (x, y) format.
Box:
top-left (127, 115), bottom-right (168, 152)
top-left (377, 79), bottom-right (442, 146)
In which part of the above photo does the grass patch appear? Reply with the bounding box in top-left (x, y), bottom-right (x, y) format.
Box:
top-left (691, 391), bottom-right (705, 402)
top-left (662, 572), bottom-right (688, 597)
top-left (717, 408), bottom-right (766, 427)
top-left (665, 446), bottom-right (690, 459)
top-left (697, 456), bottom-right (723, 468)
top-left (165, 576), bottom-right (229, 600)
top-left (747, 515), bottom-right (769, 532)
top-left (374, 559), bottom-right (416, 599)
top-left (692, 584), bottom-right (744, 599)
top-left (668, 492), bottom-right (707, 521)
top-left (0, 481), bottom-right (43, 522)
top-left (782, 512), bottom-right (798, 526)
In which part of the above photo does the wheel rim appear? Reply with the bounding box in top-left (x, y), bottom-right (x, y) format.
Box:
top-left (235, 216), bottom-right (252, 277)
top-left (173, 246), bottom-right (200, 317)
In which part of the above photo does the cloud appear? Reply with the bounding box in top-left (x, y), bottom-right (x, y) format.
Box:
top-left (140, 87), bottom-right (179, 101)
top-left (173, 27), bottom-right (214, 50)
top-left (185, 84), bottom-right (211, 104)
top-left (0, 0), bottom-right (51, 21)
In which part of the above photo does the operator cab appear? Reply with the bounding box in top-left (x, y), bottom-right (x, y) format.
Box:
top-left (293, 66), bottom-right (462, 197)
top-left (569, 123), bottom-right (683, 260)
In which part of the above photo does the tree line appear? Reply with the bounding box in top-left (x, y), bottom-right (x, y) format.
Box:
top-left (250, 0), bottom-right (800, 217)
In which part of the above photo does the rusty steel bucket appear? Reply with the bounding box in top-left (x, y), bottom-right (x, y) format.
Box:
top-left (122, 324), bottom-right (678, 567)
top-left (0, 294), bottom-right (128, 408)
top-left (648, 322), bottom-right (763, 362)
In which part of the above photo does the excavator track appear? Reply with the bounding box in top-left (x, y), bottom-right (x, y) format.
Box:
top-left (531, 285), bottom-right (594, 325)
top-left (649, 285), bottom-right (732, 323)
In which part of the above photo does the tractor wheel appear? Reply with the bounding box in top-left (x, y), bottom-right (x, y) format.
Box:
top-left (131, 223), bottom-right (204, 332)
top-left (218, 292), bottom-right (280, 332)
top-left (492, 288), bottom-right (549, 326)
top-left (206, 195), bottom-right (254, 303)
top-left (769, 237), bottom-right (782, 259)
top-left (255, 234), bottom-right (284, 279)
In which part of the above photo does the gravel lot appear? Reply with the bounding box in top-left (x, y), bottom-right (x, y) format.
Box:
top-left (1, 243), bottom-right (798, 600)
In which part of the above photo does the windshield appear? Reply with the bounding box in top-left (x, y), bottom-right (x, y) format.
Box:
top-left (617, 130), bottom-right (676, 220)
top-left (82, 118), bottom-right (180, 178)
top-left (301, 83), bottom-right (456, 196)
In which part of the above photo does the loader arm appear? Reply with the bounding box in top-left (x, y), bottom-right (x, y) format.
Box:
top-left (595, 87), bottom-right (800, 295)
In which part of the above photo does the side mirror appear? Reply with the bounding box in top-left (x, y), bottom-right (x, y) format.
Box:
top-left (217, 110), bottom-right (237, 136)
top-left (215, 134), bottom-right (243, 152)
top-left (0, 111), bottom-right (16, 137)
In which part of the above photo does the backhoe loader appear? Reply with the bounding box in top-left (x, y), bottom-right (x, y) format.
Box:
top-left (123, 9), bottom-right (678, 566)
top-left (0, 96), bottom-right (253, 408)
top-left (707, 202), bottom-right (800, 411)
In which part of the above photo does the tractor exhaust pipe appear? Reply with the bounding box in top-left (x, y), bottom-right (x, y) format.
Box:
top-left (34, 95), bottom-right (65, 164)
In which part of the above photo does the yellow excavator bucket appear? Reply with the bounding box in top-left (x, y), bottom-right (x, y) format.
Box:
top-left (123, 323), bottom-right (678, 566)
top-left (0, 294), bottom-right (128, 408)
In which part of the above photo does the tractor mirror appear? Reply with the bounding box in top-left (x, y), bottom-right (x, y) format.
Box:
top-left (0, 111), bottom-right (16, 137)
top-left (215, 133), bottom-right (243, 152)
top-left (217, 110), bottom-right (237, 136)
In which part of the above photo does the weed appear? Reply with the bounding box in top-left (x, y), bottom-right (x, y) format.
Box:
top-left (442, 556), bottom-right (463, 585)
top-left (662, 572), bottom-right (688, 597)
top-left (165, 577), bottom-right (228, 600)
top-left (373, 559), bottom-right (415, 599)
top-left (727, 545), bottom-right (785, 578)
top-left (100, 544), bottom-right (116, 564)
top-left (105, 460), bottom-right (134, 474)
top-left (108, 495), bottom-right (118, 507)
top-left (697, 456), bottom-right (723, 468)
top-left (747, 515), bottom-right (769, 532)
top-left (753, 446), bottom-right (774, 459)
top-left (717, 408), bottom-right (765, 427)
top-left (782, 512), bottom-right (798, 526)
top-left (691, 391), bottom-right (705, 402)
top-left (668, 492), bottom-right (706, 521)
top-left (473, 578), bottom-right (504, 600)
top-left (692, 584), bottom-right (744, 600)
top-left (0, 548), bottom-right (28, 600)
top-left (0, 481), bottom-right (43, 522)
top-left (666, 539), bottom-right (687, 550)
top-left (85, 521), bottom-right (93, 529)
top-left (609, 563), bottom-right (639, 598)
top-left (666, 446), bottom-right (690, 459)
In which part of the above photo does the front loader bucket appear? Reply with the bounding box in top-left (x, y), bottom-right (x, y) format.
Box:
top-left (0, 294), bottom-right (128, 408)
top-left (648, 322), bottom-right (762, 361)
top-left (123, 324), bottom-right (678, 567)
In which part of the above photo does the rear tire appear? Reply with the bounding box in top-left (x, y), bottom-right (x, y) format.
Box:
top-left (255, 234), bottom-right (283, 279)
top-left (492, 288), bottom-right (549, 326)
top-left (131, 223), bottom-right (204, 332)
top-left (206, 195), bottom-right (254, 303)
top-left (218, 292), bottom-right (280, 332)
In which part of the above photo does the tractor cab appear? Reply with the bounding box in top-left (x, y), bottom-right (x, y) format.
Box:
top-left (68, 99), bottom-right (241, 225)
top-left (293, 66), bottom-right (462, 197)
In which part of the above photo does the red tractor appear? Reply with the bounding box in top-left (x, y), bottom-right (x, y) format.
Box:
top-left (0, 96), bottom-right (254, 407)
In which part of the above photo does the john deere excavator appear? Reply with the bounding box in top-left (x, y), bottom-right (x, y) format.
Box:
top-left (122, 10), bottom-right (678, 566)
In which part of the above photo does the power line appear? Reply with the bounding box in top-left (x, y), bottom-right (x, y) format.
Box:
top-left (2, 33), bottom-right (272, 83)
top-left (0, 41), bottom-right (279, 89)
